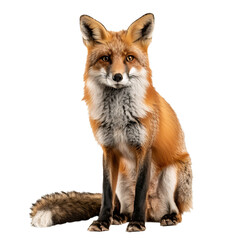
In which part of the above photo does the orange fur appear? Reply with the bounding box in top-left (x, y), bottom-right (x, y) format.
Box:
top-left (82, 13), bottom-right (190, 184)
top-left (82, 14), bottom-right (191, 224)
top-left (30, 14), bottom-right (191, 231)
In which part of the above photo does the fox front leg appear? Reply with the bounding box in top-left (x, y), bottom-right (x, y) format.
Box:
top-left (88, 151), bottom-right (119, 231)
top-left (126, 149), bottom-right (151, 232)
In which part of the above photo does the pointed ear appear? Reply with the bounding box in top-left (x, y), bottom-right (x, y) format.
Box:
top-left (80, 15), bottom-right (109, 46)
top-left (126, 13), bottom-right (154, 47)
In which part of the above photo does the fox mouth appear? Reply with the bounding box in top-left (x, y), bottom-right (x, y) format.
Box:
top-left (113, 83), bottom-right (127, 89)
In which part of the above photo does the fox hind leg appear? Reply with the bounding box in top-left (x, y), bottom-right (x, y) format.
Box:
top-left (175, 160), bottom-right (193, 215)
top-left (112, 195), bottom-right (128, 225)
top-left (156, 165), bottom-right (181, 226)
top-left (158, 159), bottom-right (192, 226)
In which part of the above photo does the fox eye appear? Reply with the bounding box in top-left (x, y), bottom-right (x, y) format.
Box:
top-left (101, 56), bottom-right (110, 62)
top-left (126, 55), bottom-right (134, 62)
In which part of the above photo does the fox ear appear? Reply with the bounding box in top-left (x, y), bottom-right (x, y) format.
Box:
top-left (80, 15), bottom-right (109, 46)
top-left (126, 13), bottom-right (154, 47)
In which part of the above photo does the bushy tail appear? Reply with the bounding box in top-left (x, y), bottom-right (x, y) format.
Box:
top-left (30, 191), bottom-right (102, 227)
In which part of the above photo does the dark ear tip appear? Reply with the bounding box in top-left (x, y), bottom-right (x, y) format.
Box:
top-left (79, 15), bottom-right (92, 24)
top-left (143, 13), bottom-right (155, 22)
top-left (147, 13), bottom-right (154, 18)
top-left (79, 15), bottom-right (86, 24)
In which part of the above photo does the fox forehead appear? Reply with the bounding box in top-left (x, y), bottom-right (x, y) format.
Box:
top-left (87, 31), bottom-right (148, 67)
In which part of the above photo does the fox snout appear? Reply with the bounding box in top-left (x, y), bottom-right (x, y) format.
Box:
top-left (107, 70), bottom-right (129, 88)
top-left (88, 66), bottom-right (148, 90)
top-left (112, 73), bottom-right (123, 82)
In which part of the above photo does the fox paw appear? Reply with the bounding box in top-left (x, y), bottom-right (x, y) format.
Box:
top-left (112, 213), bottom-right (127, 225)
top-left (88, 220), bottom-right (110, 232)
top-left (160, 213), bottom-right (178, 226)
top-left (126, 221), bottom-right (146, 232)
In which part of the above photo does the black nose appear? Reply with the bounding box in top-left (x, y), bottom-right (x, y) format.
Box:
top-left (113, 73), bottom-right (123, 82)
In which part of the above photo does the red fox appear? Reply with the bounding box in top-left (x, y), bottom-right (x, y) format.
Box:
top-left (30, 13), bottom-right (192, 232)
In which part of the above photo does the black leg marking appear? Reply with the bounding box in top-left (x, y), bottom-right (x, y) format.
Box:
top-left (88, 156), bottom-right (113, 232)
top-left (126, 150), bottom-right (151, 232)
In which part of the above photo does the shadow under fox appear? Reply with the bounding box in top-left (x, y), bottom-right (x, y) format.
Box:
top-left (31, 13), bottom-right (192, 232)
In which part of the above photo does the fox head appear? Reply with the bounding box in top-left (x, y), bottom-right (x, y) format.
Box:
top-left (80, 14), bottom-right (154, 89)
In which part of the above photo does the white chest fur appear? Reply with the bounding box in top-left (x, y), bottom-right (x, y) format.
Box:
top-left (86, 68), bottom-right (149, 153)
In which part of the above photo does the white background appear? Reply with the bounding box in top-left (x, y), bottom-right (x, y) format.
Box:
top-left (0, 0), bottom-right (240, 239)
